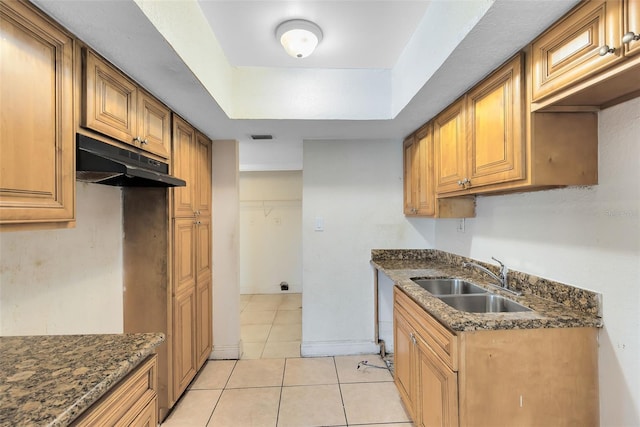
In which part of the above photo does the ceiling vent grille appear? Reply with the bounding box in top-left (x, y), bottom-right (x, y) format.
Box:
top-left (250, 134), bottom-right (273, 140)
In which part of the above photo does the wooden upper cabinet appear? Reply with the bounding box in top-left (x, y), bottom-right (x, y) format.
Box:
top-left (624, 0), bottom-right (640, 57)
top-left (83, 49), bottom-right (171, 159)
top-left (0, 0), bottom-right (75, 230)
top-left (138, 89), bottom-right (171, 158)
top-left (434, 99), bottom-right (466, 194)
top-left (532, 0), bottom-right (623, 102)
top-left (467, 54), bottom-right (525, 189)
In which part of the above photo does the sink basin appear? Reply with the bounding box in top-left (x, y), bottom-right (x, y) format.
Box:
top-left (438, 294), bottom-right (532, 313)
top-left (411, 278), bottom-right (488, 295)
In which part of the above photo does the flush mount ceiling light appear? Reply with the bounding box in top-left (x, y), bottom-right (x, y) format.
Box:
top-left (275, 19), bottom-right (323, 58)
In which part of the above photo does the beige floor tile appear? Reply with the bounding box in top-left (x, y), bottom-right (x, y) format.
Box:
top-left (207, 387), bottom-right (280, 427)
top-left (360, 424), bottom-right (415, 426)
top-left (240, 294), bottom-right (253, 303)
top-left (279, 294), bottom-right (302, 310)
top-left (341, 382), bottom-right (411, 425)
top-left (161, 389), bottom-right (221, 426)
top-left (262, 341), bottom-right (301, 359)
top-left (283, 357), bottom-right (337, 386)
top-left (273, 310), bottom-right (301, 324)
top-left (190, 360), bottom-right (236, 390)
top-left (334, 354), bottom-right (393, 383)
top-left (241, 342), bottom-right (265, 360)
top-left (241, 324), bottom-right (272, 342)
top-left (226, 358), bottom-right (285, 388)
top-left (267, 324), bottom-right (301, 342)
top-left (277, 384), bottom-right (346, 427)
top-left (241, 310), bottom-right (277, 325)
top-left (245, 300), bottom-right (282, 312)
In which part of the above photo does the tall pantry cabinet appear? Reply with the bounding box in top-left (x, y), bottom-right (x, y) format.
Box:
top-left (123, 115), bottom-right (212, 421)
top-left (170, 115), bottom-right (213, 401)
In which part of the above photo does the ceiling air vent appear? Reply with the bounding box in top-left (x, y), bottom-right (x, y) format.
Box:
top-left (250, 134), bottom-right (273, 140)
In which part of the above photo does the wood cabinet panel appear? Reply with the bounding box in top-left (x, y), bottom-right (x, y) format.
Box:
top-left (172, 115), bottom-right (196, 217)
top-left (84, 49), bottom-right (137, 143)
top-left (195, 132), bottom-right (212, 217)
top-left (467, 54), bottom-right (525, 188)
top-left (393, 305), bottom-right (417, 420)
top-left (173, 218), bottom-right (195, 294)
top-left (403, 136), bottom-right (418, 215)
top-left (173, 286), bottom-right (197, 402)
top-left (195, 217), bottom-right (212, 282)
top-left (196, 276), bottom-right (213, 367)
top-left (129, 398), bottom-right (158, 427)
top-left (624, 0), bottom-right (640, 56)
top-left (73, 355), bottom-right (157, 427)
top-left (532, 0), bottom-right (623, 101)
top-left (138, 89), bottom-right (171, 158)
top-left (416, 341), bottom-right (458, 427)
top-left (434, 100), bottom-right (466, 194)
top-left (0, 0), bottom-right (75, 228)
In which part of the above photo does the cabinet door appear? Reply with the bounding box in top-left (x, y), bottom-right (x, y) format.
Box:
top-left (466, 54), bottom-right (525, 189)
top-left (173, 286), bottom-right (197, 402)
top-left (195, 217), bottom-right (212, 284)
top-left (416, 338), bottom-right (459, 427)
top-left (403, 136), bottom-right (418, 215)
top-left (138, 89), bottom-right (171, 159)
top-left (415, 125), bottom-right (435, 216)
top-left (84, 49), bottom-right (137, 144)
top-left (0, 1), bottom-right (75, 227)
top-left (196, 275), bottom-right (212, 368)
top-left (624, 0), bottom-right (640, 57)
top-left (194, 132), bottom-right (212, 218)
top-left (532, 0), bottom-right (623, 101)
top-left (393, 306), bottom-right (417, 420)
top-left (172, 115), bottom-right (196, 217)
top-left (434, 100), bottom-right (466, 194)
top-left (173, 218), bottom-right (196, 294)
top-left (129, 398), bottom-right (158, 427)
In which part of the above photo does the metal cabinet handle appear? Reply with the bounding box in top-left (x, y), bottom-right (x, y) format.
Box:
top-left (458, 178), bottom-right (471, 188)
top-left (622, 32), bottom-right (640, 44)
top-left (598, 45), bottom-right (616, 56)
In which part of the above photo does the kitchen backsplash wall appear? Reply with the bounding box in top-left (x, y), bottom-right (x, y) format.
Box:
top-left (0, 183), bottom-right (124, 335)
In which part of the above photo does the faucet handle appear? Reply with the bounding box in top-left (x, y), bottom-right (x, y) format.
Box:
top-left (491, 257), bottom-right (508, 276)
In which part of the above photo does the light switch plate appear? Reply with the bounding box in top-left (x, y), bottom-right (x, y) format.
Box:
top-left (314, 216), bottom-right (324, 231)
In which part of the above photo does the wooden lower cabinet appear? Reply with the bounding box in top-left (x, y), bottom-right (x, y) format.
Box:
top-left (72, 355), bottom-right (158, 426)
top-left (393, 287), bottom-right (599, 427)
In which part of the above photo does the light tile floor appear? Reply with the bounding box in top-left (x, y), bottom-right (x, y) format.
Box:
top-left (161, 293), bottom-right (413, 426)
top-left (162, 354), bottom-right (413, 427)
top-left (240, 293), bottom-right (302, 359)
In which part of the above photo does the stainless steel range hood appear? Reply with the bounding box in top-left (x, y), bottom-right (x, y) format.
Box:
top-left (76, 134), bottom-right (186, 187)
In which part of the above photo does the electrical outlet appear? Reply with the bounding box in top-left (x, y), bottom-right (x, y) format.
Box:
top-left (457, 218), bottom-right (466, 233)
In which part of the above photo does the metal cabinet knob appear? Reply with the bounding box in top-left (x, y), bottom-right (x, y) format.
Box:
top-left (622, 31), bottom-right (640, 44)
top-left (141, 139), bottom-right (148, 145)
top-left (598, 45), bottom-right (615, 56)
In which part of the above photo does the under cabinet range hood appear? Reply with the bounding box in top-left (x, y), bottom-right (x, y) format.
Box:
top-left (76, 134), bottom-right (186, 187)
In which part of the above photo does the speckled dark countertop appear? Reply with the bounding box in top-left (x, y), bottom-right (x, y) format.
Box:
top-left (0, 333), bottom-right (164, 427)
top-left (372, 249), bottom-right (603, 332)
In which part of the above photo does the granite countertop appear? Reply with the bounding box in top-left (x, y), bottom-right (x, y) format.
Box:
top-left (372, 250), bottom-right (602, 333)
top-left (0, 332), bottom-right (164, 427)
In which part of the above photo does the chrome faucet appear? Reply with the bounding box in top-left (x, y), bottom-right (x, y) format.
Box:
top-left (463, 257), bottom-right (521, 296)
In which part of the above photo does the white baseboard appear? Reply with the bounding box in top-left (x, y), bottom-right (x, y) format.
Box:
top-left (300, 340), bottom-right (380, 357)
top-left (210, 343), bottom-right (241, 360)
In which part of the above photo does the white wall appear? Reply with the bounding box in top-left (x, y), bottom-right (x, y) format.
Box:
top-left (433, 98), bottom-right (640, 425)
top-left (239, 171), bottom-right (302, 294)
top-left (211, 140), bottom-right (241, 359)
top-left (301, 138), bottom-right (435, 356)
top-left (0, 183), bottom-right (124, 335)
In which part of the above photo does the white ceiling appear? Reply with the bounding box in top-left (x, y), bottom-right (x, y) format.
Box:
top-left (198, 1), bottom-right (430, 69)
top-left (33, 0), bottom-right (580, 170)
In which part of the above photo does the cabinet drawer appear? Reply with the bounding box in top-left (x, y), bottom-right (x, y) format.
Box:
top-left (73, 355), bottom-right (157, 426)
top-left (532, 0), bottom-right (623, 101)
top-left (394, 288), bottom-right (458, 371)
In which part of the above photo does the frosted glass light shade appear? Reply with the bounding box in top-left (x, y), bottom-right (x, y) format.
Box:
top-left (276, 19), bottom-right (323, 58)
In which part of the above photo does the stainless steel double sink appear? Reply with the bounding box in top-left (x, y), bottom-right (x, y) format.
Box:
top-left (411, 278), bottom-right (531, 313)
